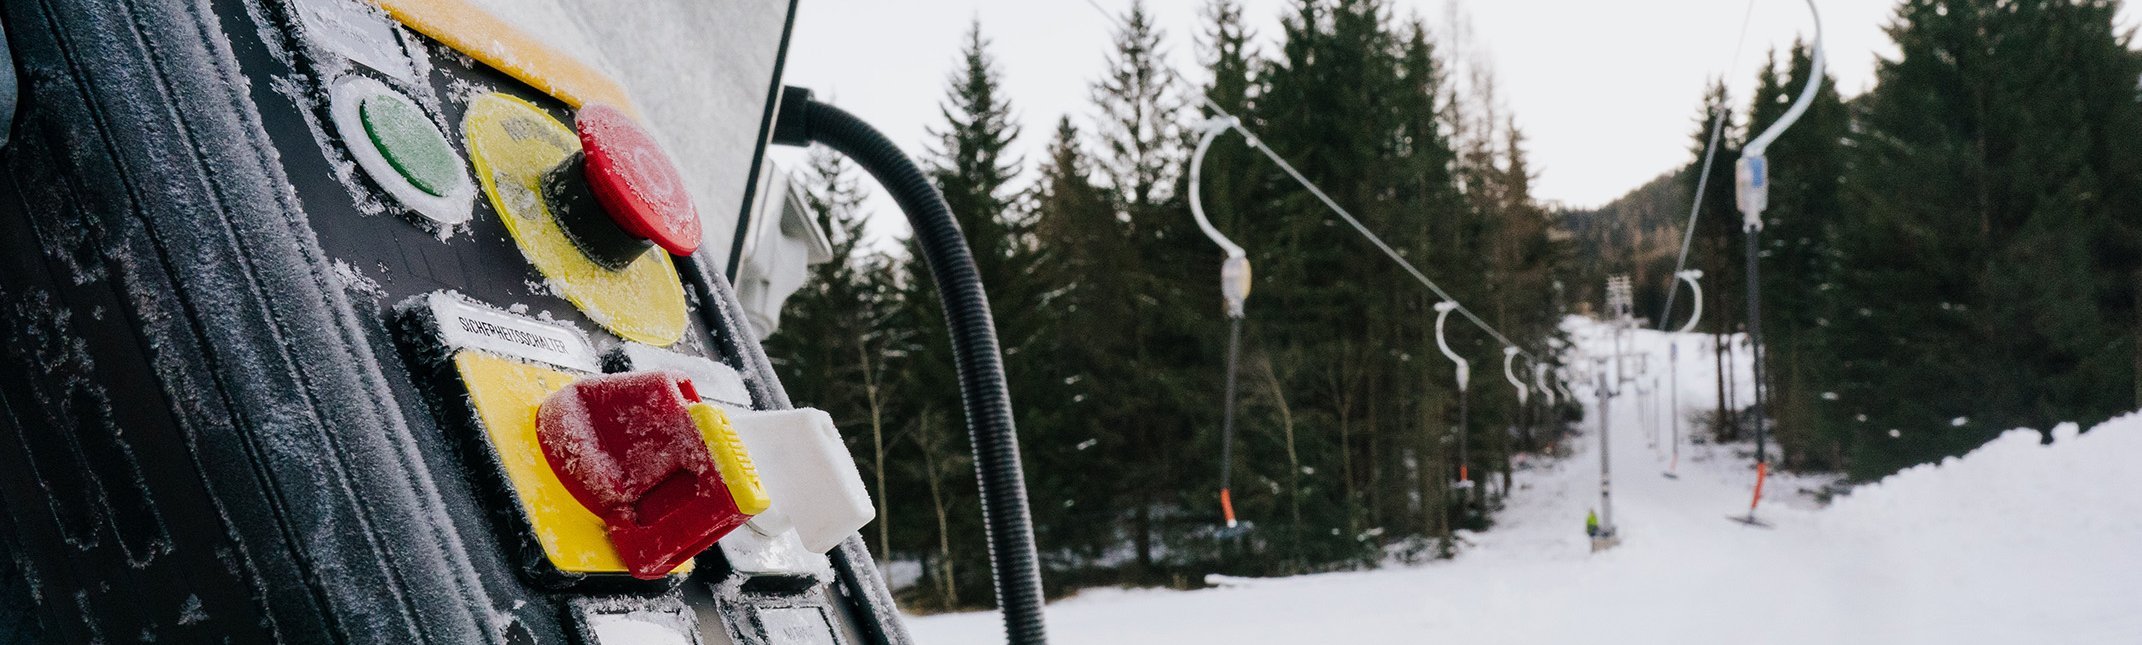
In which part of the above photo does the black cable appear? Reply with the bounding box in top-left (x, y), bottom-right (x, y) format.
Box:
top-left (772, 87), bottom-right (1047, 644)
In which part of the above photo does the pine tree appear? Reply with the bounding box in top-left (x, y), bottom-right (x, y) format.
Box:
top-left (1087, 0), bottom-right (1207, 578)
top-left (1482, 123), bottom-right (1571, 486)
top-left (1092, 1), bottom-right (1181, 214)
top-left (1392, 19), bottom-right (1465, 546)
top-left (1743, 43), bottom-right (1848, 470)
top-left (894, 19), bottom-right (1043, 609)
top-left (1832, 0), bottom-right (2142, 478)
top-left (1022, 118), bottom-right (1120, 576)
top-left (929, 19), bottom-right (1025, 273)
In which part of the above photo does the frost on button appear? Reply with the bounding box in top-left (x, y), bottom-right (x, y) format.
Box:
top-left (534, 370), bottom-right (709, 519)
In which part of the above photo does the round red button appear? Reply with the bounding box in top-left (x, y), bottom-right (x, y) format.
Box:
top-left (575, 105), bottom-right (702, 256)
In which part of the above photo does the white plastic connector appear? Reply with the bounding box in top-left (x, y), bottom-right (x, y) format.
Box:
top-left (726, 408), bottom-right (874, 554)
top-left (1220, 256), bottom-right (1252, 319)
top-left (617, 343), bottom-right (752, 409)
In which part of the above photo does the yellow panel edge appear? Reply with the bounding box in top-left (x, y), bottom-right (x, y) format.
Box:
top-left (372, 0), bottom-right (637, 113)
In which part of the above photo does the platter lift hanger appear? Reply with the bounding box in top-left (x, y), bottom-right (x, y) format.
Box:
top-left (1731, 0), bottom-right (1826, 529)
top-left (1188, 116), bottom-right (1254, 532)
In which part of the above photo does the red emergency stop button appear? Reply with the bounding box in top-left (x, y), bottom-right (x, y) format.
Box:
top-left (576, 105), bottom-right (701, 256)
top-left (535, 371), bottom-right (766, 579)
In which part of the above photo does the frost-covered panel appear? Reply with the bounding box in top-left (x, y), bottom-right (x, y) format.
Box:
top-left (464, 0), bottom-right (795, 274)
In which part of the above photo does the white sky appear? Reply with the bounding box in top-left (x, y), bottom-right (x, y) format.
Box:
top-left (773, 0), bottom-right (2129, 242)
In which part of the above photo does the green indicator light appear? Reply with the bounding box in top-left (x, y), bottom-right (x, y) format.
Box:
top-left (360, 93), bottom-right (462, 197)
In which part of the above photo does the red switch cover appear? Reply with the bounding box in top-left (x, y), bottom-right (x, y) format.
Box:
top-left (575, 104), bottom-right (701, 256)
top-left (536, 371), bottom-right (751, 579)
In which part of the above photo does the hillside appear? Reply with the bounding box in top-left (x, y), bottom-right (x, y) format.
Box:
top-left (1559, 169), bottom-right (1690, 320)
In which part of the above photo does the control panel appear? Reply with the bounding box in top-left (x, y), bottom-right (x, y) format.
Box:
top-left (0, 0), bottom-right (904, 642)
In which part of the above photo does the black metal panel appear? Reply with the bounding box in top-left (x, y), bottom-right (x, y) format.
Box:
top-left (0, 0), bottom-right (908, 643)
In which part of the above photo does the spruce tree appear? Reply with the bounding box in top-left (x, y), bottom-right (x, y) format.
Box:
top-left (1022, 118), bottom-right (1120, 575)
top-left (1744, 43), bottom-right (1848, 470)
top-left (1393, 19), bottom-right (1466, 544)
top-left (1833, 0), bottom-right (2142, 477)
top-left (1088, 0), bottom-right (1204, 578)
top-left (896, 18), bottom-right (1041, 609)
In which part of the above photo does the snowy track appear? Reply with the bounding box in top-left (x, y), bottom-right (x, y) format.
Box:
top-left (909, 319), bottom-right (2142, 644)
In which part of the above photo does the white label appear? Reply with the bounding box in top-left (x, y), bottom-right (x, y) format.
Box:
top-left (585, 614), bottom-right (695, 645)
top-left (754, 607), bottom-right (840, 645)
top-left (427, 292), bottom-right (599, 372)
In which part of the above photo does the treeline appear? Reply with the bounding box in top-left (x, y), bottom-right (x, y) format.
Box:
top-left (1562, 170), bottom-right (1691, 316)
top-left (1578, 0), bottom-right (2142, 480)
top-left (764, 0), bottom-right (1575, 611)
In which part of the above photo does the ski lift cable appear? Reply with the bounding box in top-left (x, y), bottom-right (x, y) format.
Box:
top-left (1080, 0), bottom-right (1540, 363)
top-left (1658, 0), bottom-right (1761, 330)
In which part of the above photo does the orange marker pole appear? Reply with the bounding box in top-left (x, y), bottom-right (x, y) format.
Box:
top-left (1748, 461), bottom-right (1768, 512)
top-left (1220, 488), bottom-right (1237, 529)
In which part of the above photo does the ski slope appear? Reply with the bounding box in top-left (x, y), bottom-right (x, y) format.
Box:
top-left (908, 318), bottom-right (2142, 644)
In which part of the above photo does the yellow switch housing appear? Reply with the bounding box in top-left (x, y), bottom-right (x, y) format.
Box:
top-left (689, 403), bottom-right (772, 516)
top-left (452, 351), bottom-right (692, 576)
top-left (461, 92), bottom-right (688, 346)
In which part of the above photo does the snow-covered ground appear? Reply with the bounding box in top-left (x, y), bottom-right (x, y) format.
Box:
top-left (909, 318), bottom-right (2142, 644)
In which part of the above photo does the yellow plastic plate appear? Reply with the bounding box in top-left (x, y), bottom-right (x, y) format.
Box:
top-left (461, 92), bottom-right (687, 346)
top-left (371, 0), bottom-right (636, 112)
top-left (453, 351), bottom-right (690, 575)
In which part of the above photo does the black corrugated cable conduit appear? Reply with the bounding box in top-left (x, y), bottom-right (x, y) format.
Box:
top-left (771, 87), bottom-right (1047, 644)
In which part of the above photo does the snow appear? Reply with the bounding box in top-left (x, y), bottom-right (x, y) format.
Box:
top-left (462, 0), bottom-right (794, 269)
top-left (908, 317), bottom-right (2142, 644)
